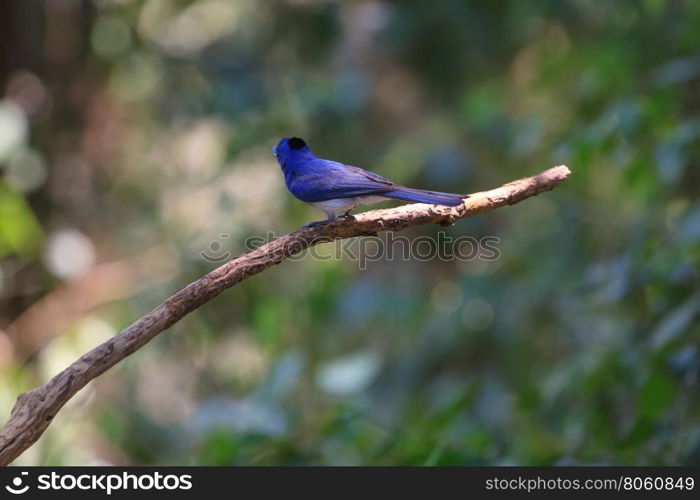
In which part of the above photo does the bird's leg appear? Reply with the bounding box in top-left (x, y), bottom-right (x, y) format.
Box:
top-left (302, 211), bottom-right (336, 229)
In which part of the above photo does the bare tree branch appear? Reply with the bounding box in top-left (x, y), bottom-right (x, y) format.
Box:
top-left (0, 165), bottom-right (570, 465)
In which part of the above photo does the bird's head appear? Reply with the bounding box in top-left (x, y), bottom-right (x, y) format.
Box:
top-left (272, 137), bottom-right (313, 167)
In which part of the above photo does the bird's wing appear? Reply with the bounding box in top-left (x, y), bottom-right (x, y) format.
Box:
top-left (343, 164), bottom-right (395, 186)
top-left (291, 159), bottom-right (397, 202)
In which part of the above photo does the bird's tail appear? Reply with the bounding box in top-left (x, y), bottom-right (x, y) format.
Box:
top-left (383, 187), bottom-right (465, 207)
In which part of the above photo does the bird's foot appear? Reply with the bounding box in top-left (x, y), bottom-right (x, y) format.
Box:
top-left (303, 218), bottom-right (335, 231)
top-left (339, 212), bottom-right (356, 222)
top-left (303, 220), bottom-right (327, 228)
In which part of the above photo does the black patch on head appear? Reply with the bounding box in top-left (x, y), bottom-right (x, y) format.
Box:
top-left (288, 137), bottom-right (306, 150)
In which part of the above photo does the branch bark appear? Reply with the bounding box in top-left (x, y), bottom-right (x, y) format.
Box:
top-left (0, 165), bottom-right (570, 465)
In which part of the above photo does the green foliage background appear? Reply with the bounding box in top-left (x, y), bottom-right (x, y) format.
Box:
top-left (0, 0), bottom-right (698, 465)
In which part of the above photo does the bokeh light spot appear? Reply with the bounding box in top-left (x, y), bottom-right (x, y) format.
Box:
top-left (0, 100), bottom-right (27, 161)
top-left (461, 298), bottom-right (494, 331)
top-left (91, 16), bottom-right (132, 58)
top-left (6, 148), bottom-right (47, 193)
top-left (43, 229), bottom-right (97, 280)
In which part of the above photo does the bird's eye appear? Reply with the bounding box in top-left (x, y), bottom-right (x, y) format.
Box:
top-left (288, 137), bottom-right (306, 150)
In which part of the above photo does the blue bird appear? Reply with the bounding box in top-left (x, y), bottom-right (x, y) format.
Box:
top-left (273, 137), bottom-right (465, 224)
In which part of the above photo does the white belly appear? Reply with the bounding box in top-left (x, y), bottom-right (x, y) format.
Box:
top-left (307, 196), bottom-right (388, 219)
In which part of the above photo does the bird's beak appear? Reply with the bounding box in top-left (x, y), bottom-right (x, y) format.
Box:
top-left (272, 146), bottom-right (277, 158)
